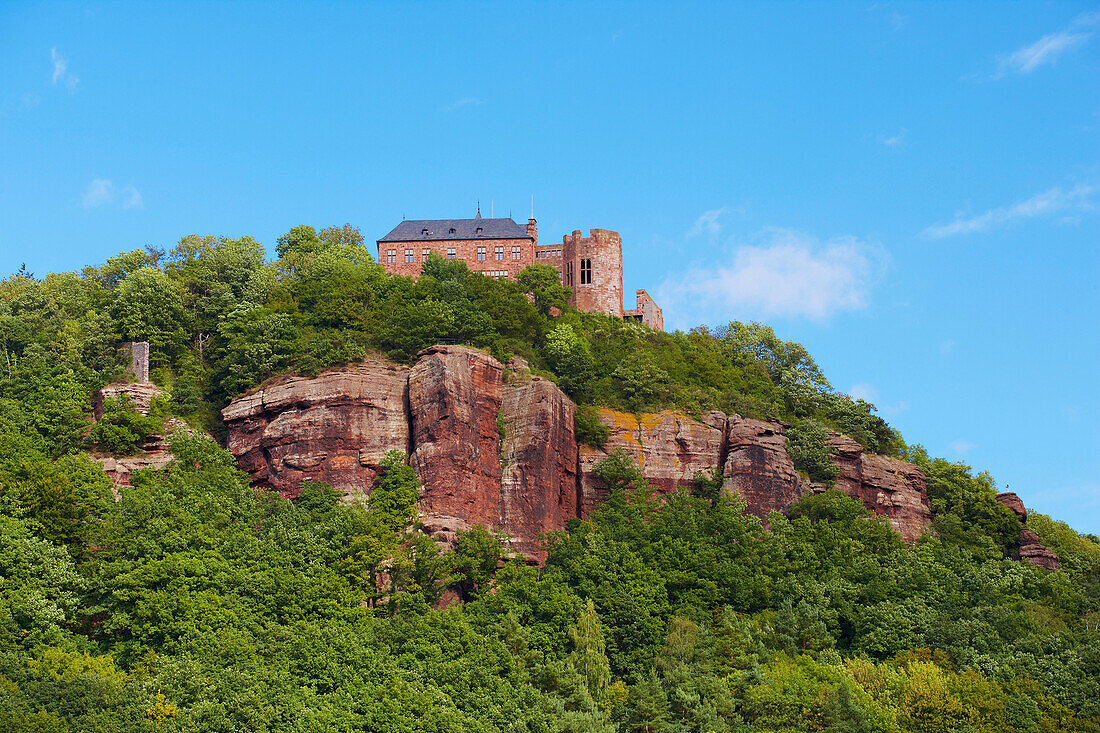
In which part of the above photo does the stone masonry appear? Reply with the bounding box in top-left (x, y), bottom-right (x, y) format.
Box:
top-left (377, 211), bottom-right (663, 330)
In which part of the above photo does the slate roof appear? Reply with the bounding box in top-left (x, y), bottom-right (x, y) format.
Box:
top-left (378, 215), bottom-right (532, 242)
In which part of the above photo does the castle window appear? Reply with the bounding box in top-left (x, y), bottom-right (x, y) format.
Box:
top-left (580, 258), bottom-right (592, 285)
top-left (422, 248), bottom-right (431, 262)
top-left (511, 246), bottom-right (521, 260)
top-left (387, 249), bottom-right (396, 263)
top-left (565, 261), bottom-right (573, 287)
top-left (447, 248), bottom-right (456, 259)
top-left (477, 246), bottom-right (486, 261)
top-left (494, 246), bottom-right (504, 260)
top-left (405, 249), bottom-right (414, 263)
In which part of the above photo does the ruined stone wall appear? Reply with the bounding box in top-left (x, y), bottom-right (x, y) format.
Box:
top-left (124, 341), bottom-right (150, 383)
top-left (624, 289), bottom-right (664, 331)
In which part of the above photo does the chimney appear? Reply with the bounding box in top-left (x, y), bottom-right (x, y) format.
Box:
top-left (527, 218), bottom-right (537, 247)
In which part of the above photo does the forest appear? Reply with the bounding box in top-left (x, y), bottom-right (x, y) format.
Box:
top-left (1, 226), bottom-right (1098, 731)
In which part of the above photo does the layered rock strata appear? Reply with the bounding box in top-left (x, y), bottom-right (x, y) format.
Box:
top-left (822, 432), bottom-right (931, 544)
top-left (723, 416), bottom-right (804, 518)
top-left (577, 408), bottom-right (726, 516)
top-left (221, 357), bottom-right (410, 499)
top-left (221, 347), bottom-right (942, 560)
top-left (996, 492), bottom-right (1060, 570)
top-left (91, 382), bottom-right (190, 494)
top-left (408, 346), bottom-right (504, 545)
top-left (500, 376), bottom-right (578, 561)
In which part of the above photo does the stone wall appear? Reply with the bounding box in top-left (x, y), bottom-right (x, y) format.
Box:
top-left (624, 289), bottom-right (664, 330)
top-left (377, 236), bottom-right (535, 280)
top-left (561, 228), bottom-right (624, 318)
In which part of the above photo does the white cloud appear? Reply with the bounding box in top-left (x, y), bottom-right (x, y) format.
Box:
top-left (687, 207), bottom-right (728, 237)
top-left (997, 10), bottom-right (1100, 75)
top-left (82, 179), bottom-right (114, 209)
top-left (50, 47), bottom-right (79, 91)
top-left (880, 128), bottom-right (907, 147)
top-left (922, 184), bottom-right (1096, 239)
top-left (848, 383), bottom-right (879, 403)
top-left (658, 228), bottom-right (881, 326)
top-left (950, 439), bottom-right (976, 456)
top-left (122, 184), bottom-right (143, 209)
top-left (82, 179), bottom-right (143, 210)
top-left (445, 97), bottom-right (480, 111)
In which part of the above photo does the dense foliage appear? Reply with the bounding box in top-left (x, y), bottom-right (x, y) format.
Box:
top-left (1, 227), bottom-right (1098, 730)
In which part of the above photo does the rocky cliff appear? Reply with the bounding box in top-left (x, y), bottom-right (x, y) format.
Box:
top-left (221, 358), bottom-right (410, 499)
top-left (996, 492), bottom-right (1060, 570)
top-left (221, 346), bottom-right (934, 560)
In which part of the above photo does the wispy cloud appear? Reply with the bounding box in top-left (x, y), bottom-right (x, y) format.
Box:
top-left (880, 128), bottom-right (907, 147)
top-left (848, 383), bottom-right (879, 403)
top-left (50, 47), bottom-right (79, 91)
top-left (686, 207), bottom-right (728, 237)
top-left (922, 184), bottom-right (1095, 239)
top-left (445, 97), bottom-right (480, 111)
top-left (950, 439), bottom-right (976, 456)
top-left (658, 228), bottom-right (883, 325)
top-left (121, 184), bottom-right (143, 209)
top-left (82, 179), bottom-right (114, 209)
top-left (997, 10), bottom-right (1100, 76)
top-left (82, 179), bottom-right (143, 210)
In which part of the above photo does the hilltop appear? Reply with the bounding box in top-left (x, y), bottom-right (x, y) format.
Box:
top-left (1, 226), bottom-right (1099, 731)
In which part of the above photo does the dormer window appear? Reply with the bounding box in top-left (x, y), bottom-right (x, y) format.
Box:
top-left (476, 227), bottom-right (483, 235)
top-left (449, 228), bottom-right (456, 235)
top-left (421, 228), bottom-right (430, 236)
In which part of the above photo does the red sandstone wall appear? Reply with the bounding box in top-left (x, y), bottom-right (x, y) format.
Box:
top-left (561, 229), bottom-right (624, 317)
top-left (378, 237), bottom-right (534, 280)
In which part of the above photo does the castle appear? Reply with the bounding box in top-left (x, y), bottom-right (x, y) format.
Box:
top-left (377, 212), bottom-right (663, 330)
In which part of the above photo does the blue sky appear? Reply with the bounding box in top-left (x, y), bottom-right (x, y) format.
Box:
top-left (2, 2), bottom-right (1098, 532)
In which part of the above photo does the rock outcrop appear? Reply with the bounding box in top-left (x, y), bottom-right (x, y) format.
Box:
top-left (578, 408), bottom-right (726, 516)
top-left (723, 417), bottom-right (804, 517)
top-left (219, 346), bottom-right (944, 560)
top-left (500, 376), bottom-right (578, 561)
top-left (408, 346), bottom-right (504, 546)
top-left (90, 381), bottom-right (188, 494)
top-left (996, 492), bottom-right (1061, 570)
top-left (824, 432), bottom-right (931, 544)
top-left (221, 356), bottom-right (410, 500)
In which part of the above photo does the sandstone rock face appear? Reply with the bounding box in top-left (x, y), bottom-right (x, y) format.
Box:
top-left (995, 491), bottom-right (1028, 520)
top-left (95, 382), bottom-right (164, 418)
top-left (723, 416), bottom-right (804, 518)
top-left (91, 381), bottom-right (190, 495)
top-left (219, 348), bottom-right (940, 560)
top-left (816, 431), bottom-right (930, 543)
top-left (220, 357), bottom-right (410, 500)
top-left (408, 346), bottom-right (504, 546)
top-left (1019, 528), bottom-right (1061, 571)
top-left (853, 454), bottom-right (930, 544)
top-left (500, 377), bottom-right (578, 561)
top-left (578, 408), bottom-right (726, 517)
top-left (996, 492), bottom-right (1060, 570)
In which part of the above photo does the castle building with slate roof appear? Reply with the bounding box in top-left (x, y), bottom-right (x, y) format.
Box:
top-left (377, 212), bottom-right (663, 330)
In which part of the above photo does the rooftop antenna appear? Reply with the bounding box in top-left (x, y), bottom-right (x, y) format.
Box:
top-left (491, 200), bottom-right (494, 218)
top-left (477, 200), bottom-right (481, 217)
